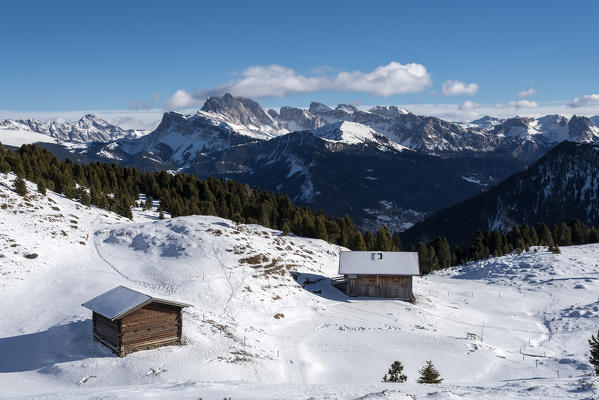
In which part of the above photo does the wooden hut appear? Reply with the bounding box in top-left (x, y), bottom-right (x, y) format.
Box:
top-left (82, 286), bottom-right (191, 357)
top-left (336, 251), bottom-right (419, 300)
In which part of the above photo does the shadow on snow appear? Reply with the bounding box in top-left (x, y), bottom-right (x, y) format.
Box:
top-left (292, 271), bottom-right (350, 302)
top-left (0, 319), bottom-right (112, 373)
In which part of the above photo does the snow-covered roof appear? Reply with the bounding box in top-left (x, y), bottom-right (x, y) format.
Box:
top-left (82, 286), bottom-right (191, 321)
top-left (338, 251), bottom-right (420, 276)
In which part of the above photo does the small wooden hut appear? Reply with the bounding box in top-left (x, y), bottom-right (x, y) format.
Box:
top-left (336, 251), bottom-right (419, 300)
top-left (82, 286), bottom-right (191, 357)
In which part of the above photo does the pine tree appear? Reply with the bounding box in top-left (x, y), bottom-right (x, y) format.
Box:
top-left (536, 223), bottom-right (554, 247)
top-left (417, 360), bottom-right (443, 384)
top-left (382, 361), bottom-right (407, 383)
top-left (589, 330), bottom-right (599, 375)
top-left (351, 230), bottom-right (367, 251)
top-left (37, 179), bottom-right (46, 196)
top-left (14, 176), bottom-right (27, 196)
top-left (391, 233), bottom-right (402, 251)
top-left (416, 242), bottom-right (429, 274)
top-left (115, 196), bottom-right (133, 219)
top-left (364, 231), bottom-right (376, 251)
top-left (314, 215), bottom-right (328, 241)
top-left (282, 222), bottom-right (291, 236)
top-left (375, 226), bottom-right (394, 251)
top-left (159, 210), bottom-right (165, 220)
top-left (0, 159), bottom-right (10, 174)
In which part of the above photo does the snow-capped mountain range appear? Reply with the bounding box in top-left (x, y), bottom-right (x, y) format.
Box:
top-left (2, 94), bottom-right (598, 160)
top-left (0, 114), bottom-right (144, 144)
top-left (108, 93), bottom-right (599, 164)
top-left (2, 94), bottom-right (599, 232)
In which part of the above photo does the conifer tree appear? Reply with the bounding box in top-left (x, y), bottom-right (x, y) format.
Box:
top-left (417, 360), bottom-right (443, 384)
top-left (14, 176), bottom-right (27, 196)
top-left (392, 233), bottom-right (402, 251)
top-left (536, 223), bottom-right (554, 246)
top-left (37, 179), bottom-right (46, 196)
top-left (364, 231), bottom-right (376, 251)
top-left (314, 215), bottom-right (328, 241)
top-left (382, 361), bottom-right (407, 383)
top-left (282, 222), bottom-right (291, 236)
top-left (0, 159), bottom-right (9, 174)
top-left (351, 230), bottom-right (367, 251)
top-left (416, 242), bottom-right (429, 274)
top-left (115, 196), bottom-right (133, 219)
top-left (589, 330), bottom-right (599, 375)
top-left (375, 226), bottom-right (394, 251)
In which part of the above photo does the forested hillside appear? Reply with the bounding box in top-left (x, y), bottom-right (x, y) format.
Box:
top-left (401, 141), bottom-right (599, 245)
top-left (0, 143), bottom-right (400, 252)
top-left (2, 142), bottom-right (598, 278)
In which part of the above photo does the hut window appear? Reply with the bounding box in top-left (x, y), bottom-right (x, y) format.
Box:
top-left (372, 252), bottom-right (383, 260)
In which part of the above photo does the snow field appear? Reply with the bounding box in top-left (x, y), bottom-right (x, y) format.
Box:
top-left (0, 172), bottom-right (598, 399)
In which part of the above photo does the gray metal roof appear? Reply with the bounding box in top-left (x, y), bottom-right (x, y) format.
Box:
top-left (82, 286), bottom-right (191, 321)
top-left (339, 251), bottom-right (420, 276)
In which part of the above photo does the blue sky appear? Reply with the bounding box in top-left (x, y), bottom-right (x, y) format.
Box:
top-left (1, 0), bottom-right (598, 126)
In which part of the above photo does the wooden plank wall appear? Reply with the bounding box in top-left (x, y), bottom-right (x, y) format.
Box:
top-left (93, 312), bottom-right (121, 350)
top-left (346, 275), bottom-right (412, 299)
top-left (120, 303), bottom-right (182, 353)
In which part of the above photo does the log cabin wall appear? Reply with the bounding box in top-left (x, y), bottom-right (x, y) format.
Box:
top-left (346, 275), bottom-right (412, 299)
top-left (119, 302), bottom-right (182, 355)
top-left (92, 312), bottom-right (121, 352)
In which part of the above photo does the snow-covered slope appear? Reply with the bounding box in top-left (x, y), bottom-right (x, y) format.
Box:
top-left (0, 128), bottom-right (58, 147)
top-left (0, 114), bottom-right (140, 144)
top-left (1, 172), bottom-right (598, 399)
top-left (311, 121), bottom-right (406, 151)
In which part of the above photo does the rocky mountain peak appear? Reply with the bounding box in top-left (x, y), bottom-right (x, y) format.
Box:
top-left (201, 93), bottom-right (275, 127)
top-left (335, 104), bottom-right (358, 113)
top-left (308, 102), bottom-right (333, 114)
top-left (368, 105), bottom-right (409, 119)
top-left (568, 115), bottom-right (599, 142)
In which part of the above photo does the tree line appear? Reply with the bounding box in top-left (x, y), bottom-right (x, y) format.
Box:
top-left (411, 220), bottom-right (599, 274)
top-left (1, 143), bottom-right (597, 275)
top-left (0, 143), bottom-right (400, 251)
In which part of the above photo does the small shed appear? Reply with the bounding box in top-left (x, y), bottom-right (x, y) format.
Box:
top-left (82, 286), bottom-right (191, 357)
top-left (337, 251), bottom-right (419, 300)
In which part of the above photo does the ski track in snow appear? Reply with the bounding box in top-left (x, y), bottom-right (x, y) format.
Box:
top-left (1, 172), bottom-right (599, 399)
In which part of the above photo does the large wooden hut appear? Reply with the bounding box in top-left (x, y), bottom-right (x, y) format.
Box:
top-left (336, 251), bottom-right (419, 300)
top-left (82, 286), bottom-right (191, 357)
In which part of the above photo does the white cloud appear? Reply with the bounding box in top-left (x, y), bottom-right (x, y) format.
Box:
top-left (441, 80), bottom-right (479, 96)
top-left (516, 88), bottom-right (537, 98)
top-left (164, 89), bottom-right (203, 109)
top-left (506, 99), bottom-right (538, 108)
top-left (458, 100), bottom-right (478, 110)
top-left (569, 94), bottom-right (599, 108)
top-left (330, 62), bottom-right (432, 97)
top-left (165, 62), bottom-right (432, 109)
